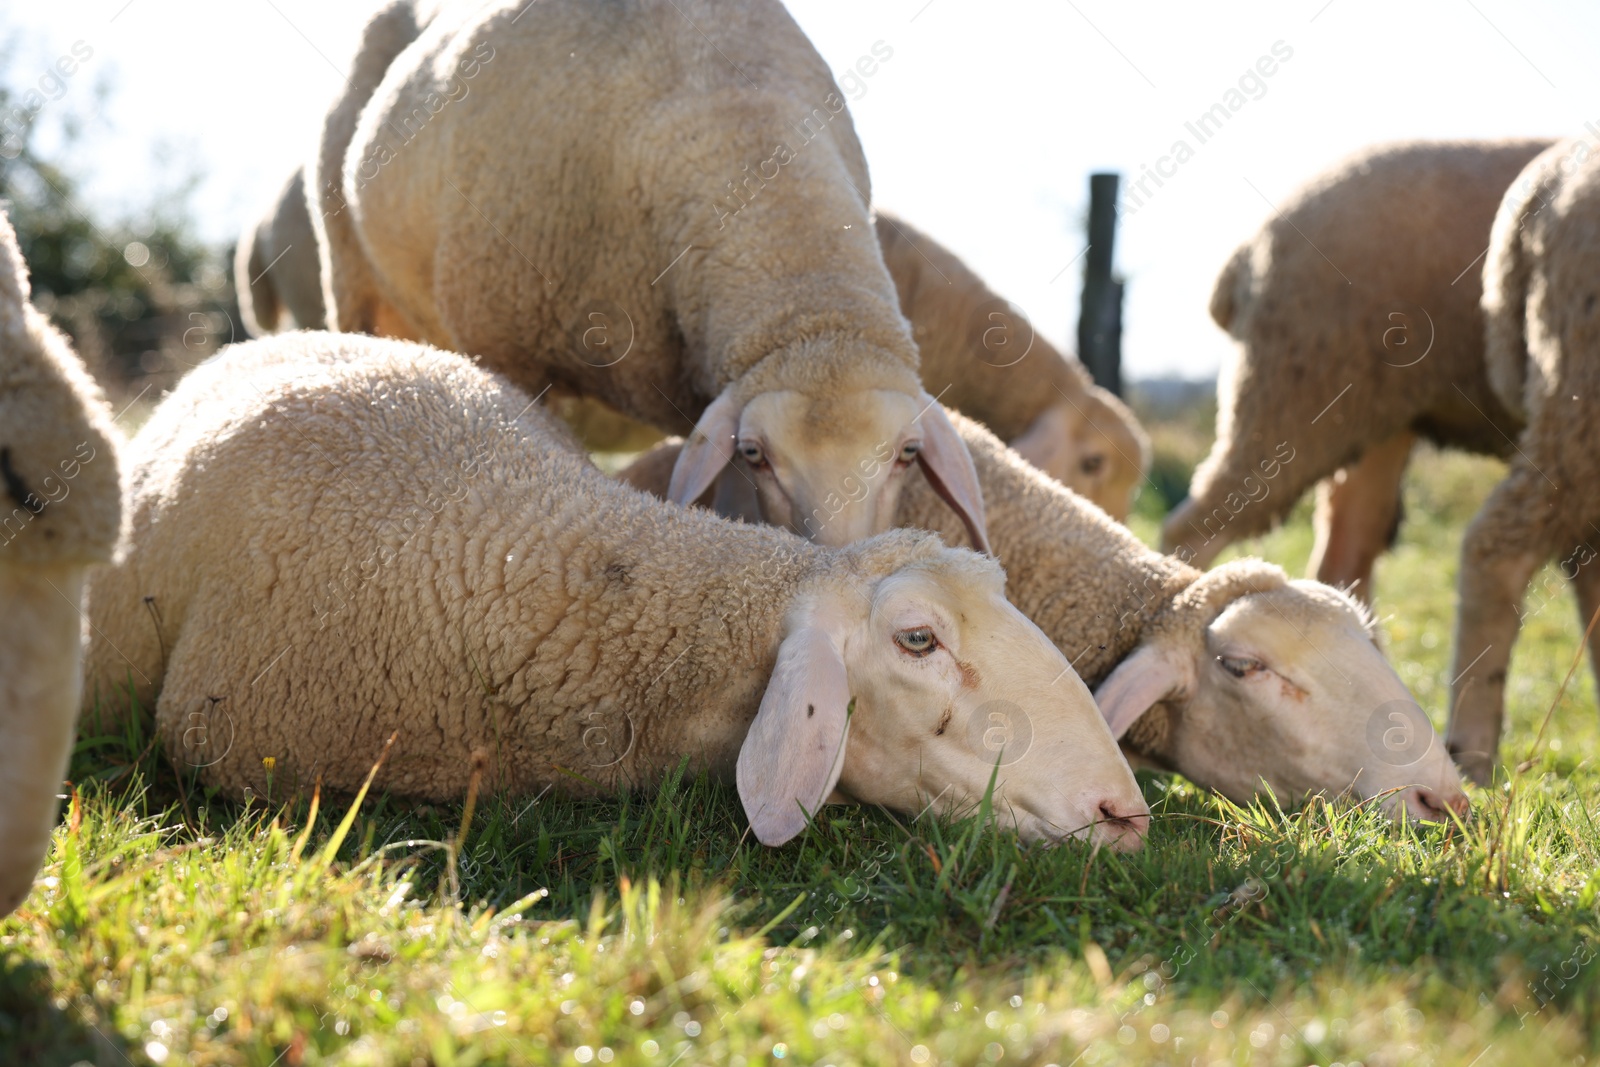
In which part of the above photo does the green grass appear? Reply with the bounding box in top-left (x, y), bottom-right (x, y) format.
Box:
top-left (8, 444), bottom-right (1600, 1065)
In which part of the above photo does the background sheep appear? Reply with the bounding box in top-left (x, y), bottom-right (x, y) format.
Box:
top-left (311, 0), bottom-right (987, 551)
top-left (622, 416), bottom-right (1468, 821)
top-left (0, 209), bottom-right (123, 917)
top-left (235, 166), bottom-right (327, 336)
top-left (1161, 139), bottom-right (1554, 603)
top-left (875, 212), bottom-right (1151, 520)
top-left (83, 332), bottom-right (1149, 850)
top-left (1447, 138), bottom-right (1600, 783)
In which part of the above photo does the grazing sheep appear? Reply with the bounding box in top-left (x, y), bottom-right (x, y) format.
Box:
top-left (312, 0), bottom-right (988, 550)
top-left (622, 415), bottom-right (1469, 821)
top-left (874, 212), bottom-right (1151, 520)
top-left (83, 333), bottom-right (1149, 849)
top-left (243, 157), bottom-right (1147, 504)
top-left (1447, 138), bottom-right (1600, 783)
top-left (236, 167), bottom-right (327, 336)
top-left (1161, 139), bottom-right (1554, 602)
top-left (0, 210), bottom-right (123, 916)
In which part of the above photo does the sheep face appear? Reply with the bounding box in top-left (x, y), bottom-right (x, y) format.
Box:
top-left (1098, 581), bottom-right (1467, 822)
top-left (670, 387), bottom-right (989, 553)
top-left (737, 552), bottom-right (1148, 849)
top-left (1009, 396), bottom-right (1146, 522)
top-left (735, 388), bottom-right (925, 545)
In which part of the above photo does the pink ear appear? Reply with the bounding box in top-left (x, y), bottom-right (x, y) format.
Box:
top-left (736, 625), bottom-right (853, 846)
top-left (1093, 642), bottom-right (1194, 740)
top-left (1009, 405), bottom-right (1071, 473)
top-left (916, 399), bottom-right (990, 554)
top-left (668, 389), bottom-right (741, 505)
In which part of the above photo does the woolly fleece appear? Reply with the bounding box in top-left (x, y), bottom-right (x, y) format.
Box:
top-left (81, 333), bottom-right (1000, 803)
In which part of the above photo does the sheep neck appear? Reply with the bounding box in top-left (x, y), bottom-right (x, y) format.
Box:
top-left (658, 127), bottom-right (918, 398)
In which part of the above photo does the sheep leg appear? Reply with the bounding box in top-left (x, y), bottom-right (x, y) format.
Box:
top-left (1568, 543), bottom-right (1600, 704)
top-left (0, 566), bottom-right (88, 915)
top-left (1447, 465), bottom-right (1556, 784)
top-left (1306, 430), bottom-right (1415, 605)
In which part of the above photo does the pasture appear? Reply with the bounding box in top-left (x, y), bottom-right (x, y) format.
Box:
top-left (5, 429), bottom-right (1598, 1067)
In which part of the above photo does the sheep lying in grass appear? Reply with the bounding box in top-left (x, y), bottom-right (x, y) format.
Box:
top-left (875, 212), bottom-right (1150, 520)
top-left (622, 416), bottom-right (1469, 821)
top-left (312, 0), bottom-right (987, 550)
top-left (0, 210), bottom-right (123, 916)
top-left (83, 333), bottom-right (1149, 849)
top-left (1447, 139), bottom-right (1600, 783)
top-left (1161, 139), bottom-right (1554, 602)
top-left (236, 167), bottom-right (326, 336)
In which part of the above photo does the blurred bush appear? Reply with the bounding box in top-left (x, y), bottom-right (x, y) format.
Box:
top-left (0, 38), bottom-right (237, 405)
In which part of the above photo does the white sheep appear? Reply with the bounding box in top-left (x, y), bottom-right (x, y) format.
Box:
top-left (874, 212), bottom-right (1151, 521)
top-left (238, 165), bottom-right (1150, 512)
top-left (0, 208), bottom-right (123, 916)
top-left (622, 415), bottom-right (1469, 821)
top-left (1161, 139), bottom-right (1554, 603)
top-left (82, 332), bottom-right (1149, 849)
top-left (310, 0), bottom-right (989, 551)
top-left (1447, 137), bottom-right (1600, 783)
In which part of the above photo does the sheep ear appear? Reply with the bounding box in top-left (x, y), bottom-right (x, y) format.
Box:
top-left (669, 389), bottom-right (740, 506)
top-left (1094, 642), bottom-right (1194, 740)
top-left (736, 625), bottom-right (853, 846)
top-left (916, 398), bottom-right (991, 554)
top-left (1009, 405), bottom-right (1071, 472)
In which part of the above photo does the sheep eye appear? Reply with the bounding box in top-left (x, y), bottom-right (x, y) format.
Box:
top-left (894, 627), bottom-right (938, 656)
top-left (897, 441), bottom-right (921, 465)
top-left (1219, 655), bottom-right (1266, 678)
top-left (1079, 454), bottom-right (1105, 476)
top-left (739, 442), bottom-right (766, 467)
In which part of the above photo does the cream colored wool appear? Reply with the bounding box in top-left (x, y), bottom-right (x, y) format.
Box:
top-left (236, 166), bottom-right (327, 336)
top-left (874, 212), bottom-right (1150, 519)
top-left (311, 0), bottom-right (988, 550)
top-left (1163, 139), bottom-right (1553, 593)
top-left (621, 415), bottom-right (1468, 819)
top-left (0, 208), bottom-right (123, 917)
top-left (1448, 138), bottom-right (1600, 783)
top-left (82, 333), bottom-right (1145, 845)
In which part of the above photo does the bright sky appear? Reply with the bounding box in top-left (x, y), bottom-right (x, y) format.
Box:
top-left (7, 0), bottom-right (1600, 378)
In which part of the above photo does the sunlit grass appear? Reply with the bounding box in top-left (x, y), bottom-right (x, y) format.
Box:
top-left (5, 443), bottom-right (1600, 1065)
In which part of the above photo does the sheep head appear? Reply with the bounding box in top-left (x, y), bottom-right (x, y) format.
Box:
top-left (737, 541), bottom-right (1147, 850)
top-left (1009, 388), bottom-right (1149, 523)
top-left (669, 386), bottom-right (989, 552)
top-left (1095, 562), bottom-right (1468, 822)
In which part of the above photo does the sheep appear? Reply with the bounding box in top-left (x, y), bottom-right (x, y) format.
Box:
top-left (238, 164), bottom-right (1148, 503)
top-left (874, 212), bottom-right (1151, 520)
top-left (1446, 137), bottom-right (1600, 784)
top-left (0, 208), bottom-right (123, 916)
top-left (310, 0), bottom-right (989, 551)
top-left (1161, 139), bottom-right (1555, 603)
top-left (82, 332), bottom-right (1150, 850)
top-left (621, 414), bottom-right (1469, 821)
top-left (235, 166), bottom-right (327, 336)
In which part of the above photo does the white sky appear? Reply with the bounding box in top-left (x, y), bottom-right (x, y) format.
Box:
top-left (7, 0), bottom-right (1600, 378)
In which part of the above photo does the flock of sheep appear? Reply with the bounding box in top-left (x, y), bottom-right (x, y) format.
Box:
top-left (2, 0), bottom-right (1597, 917)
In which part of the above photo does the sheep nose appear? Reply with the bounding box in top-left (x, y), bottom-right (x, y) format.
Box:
top-left (1403, 786), bottom-right (1470, 822)
top-left (1091, 799), bottom-right (1150, 852)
